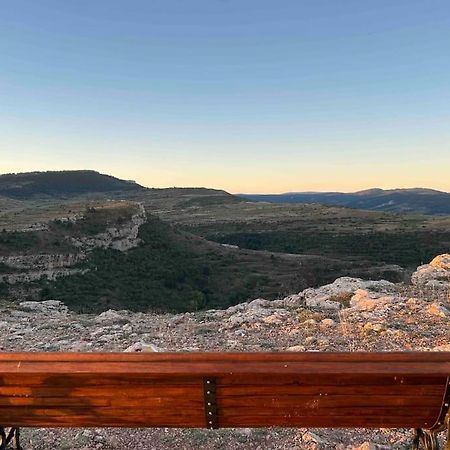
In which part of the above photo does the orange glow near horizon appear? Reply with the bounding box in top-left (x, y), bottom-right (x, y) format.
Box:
top-left (1, 158), bottom-right (449, 194)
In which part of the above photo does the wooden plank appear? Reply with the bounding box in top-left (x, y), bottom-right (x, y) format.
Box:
top-left (0, 406), bottom-right (435, 427)
top-left (0, 374), bottom-right (200, 387)
top-left (217, 395), bottom-right (442, 408)
top-left (0, 396), bottom-right (204, 408)
top-left (1, 352), bottom-right (450, 362)
top-left (217, 384), bottom-right (445, 396)
top-left (217, 416), bottom-right (435, 428)
top-left (0, 353), bottom-right (449, 376)
top-left (218, 374), bottom-right (447, 386)
top-left (0, 386), bottom-right (442, 401)
top-left (1, 361), bottom-right (449, 376)
top-left (0, 385), bottom-right (203, 398)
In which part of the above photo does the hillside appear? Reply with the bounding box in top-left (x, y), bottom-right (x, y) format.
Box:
top-left (241, 188), bottom-right (450, 215)
top-left (136, 190), bottom-right (450, 269)
top-left (0, 199), bottom-right (401, 313)
top-left (0, 170), bottom-right (145, 199)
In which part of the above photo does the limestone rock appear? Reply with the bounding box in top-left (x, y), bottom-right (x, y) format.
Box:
top-left (19, 300), bottom-right (68, 316)
top-left (294, 277), bottom-right (397, 311)
top-left (349, 443), bottom-right (380, 450)
top-left (363, 322), bottom-right (385, 333)
top-left (433, 343), bottom-right (450, 351)
top-left (321, 318), bottom-right (335, 327)
top-left (411, 254), bottom-right (450, 291)
top-left (430, 254), bottom-right (450, 270)
top-left (247, 298), bottom-right (272, 309)
top-left (286, 344), bottom-right (306, 352)
top-left (305, 295), bottom-right (342, 310)
top-left (0, 253), bottom-right (85, 271)
top-left (72, 203), bottom-right (146, 252)
top-left (349, 289), bottom-right (395, 311)
top-left (426, 303), bottom-right (450, 318)
top-left (95, 310), bottom-right (130, 325)
top-left (124, 342), bottom-right (161, 352)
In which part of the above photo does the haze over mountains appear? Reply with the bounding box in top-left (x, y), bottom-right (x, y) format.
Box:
top-left (241, 188), bottom-right (450, 215)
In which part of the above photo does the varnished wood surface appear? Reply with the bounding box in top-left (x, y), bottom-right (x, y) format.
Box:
top-left (0, 352), bottom-right (449, 429)
top-left (1, 352), bottom-right (450, 375)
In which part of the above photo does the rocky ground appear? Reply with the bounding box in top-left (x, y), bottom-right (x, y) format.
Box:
top-left (0, 255), bottom-right (449, 450)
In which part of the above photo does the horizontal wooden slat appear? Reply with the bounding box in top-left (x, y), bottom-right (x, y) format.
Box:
top-left (0, 406), bottom-right (433, 419)
top-left (218, 407), bottom-right (438, 418)
top-left (1, 362), bottom-right (449, 376)
top-left (218, 416), bottom-right (435, 428)
top-left (0, 385), bottom-right (441, 400)
top-left (1, 414), bottom-right (435, 429)
top-left (0, 352), bottom-right (449, 376)
top-left (217, 384), bottom-right (444, 396)
top-left (218, 374), bottom-right (447, 385)
top-left (0, 396), bottom-right (204, 408)
top-left (0, 374), bottom-right (200, 387)
top-left (1, 352), bottom-right (449, 362)
top-left (217, 395), bottom-right (442, 408)
top-left (0, 385), bottom-right (202, 398)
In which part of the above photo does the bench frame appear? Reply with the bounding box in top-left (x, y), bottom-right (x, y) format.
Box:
top-left (1, 352), bottom-right (449, 450)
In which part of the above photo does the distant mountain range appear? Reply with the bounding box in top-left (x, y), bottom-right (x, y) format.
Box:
top-left (240, 188), bottom-right (450, 215)
top-left (1, 171), bottom-right (449, 216)
top-left (0, 170), bottom-right (145, 199)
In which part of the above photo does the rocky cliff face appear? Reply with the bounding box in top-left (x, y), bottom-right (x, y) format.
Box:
top-left (0, 202), bottom-right (146, 284)
top-left (71, 202), bottom-right (146, 251)
top-left (0, 253), bottom-right (84, 270)
top-left (0, 255), bottom-right (448, 449)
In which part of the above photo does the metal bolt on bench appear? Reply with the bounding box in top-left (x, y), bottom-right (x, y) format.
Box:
top-left (0, 352), bottom-right (449, 450)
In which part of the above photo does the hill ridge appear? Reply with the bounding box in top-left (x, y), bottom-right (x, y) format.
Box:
top-left (0, 170), bottom-right (145, 199)
top-left (240, 188), bottom-right (450, 215)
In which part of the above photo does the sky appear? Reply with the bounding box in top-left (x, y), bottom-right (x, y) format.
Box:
top-left (0, 0), bottom-right (449, 193)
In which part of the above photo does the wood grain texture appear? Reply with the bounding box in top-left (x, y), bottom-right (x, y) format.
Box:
top-left (0, 352), bottom-right (449, 429)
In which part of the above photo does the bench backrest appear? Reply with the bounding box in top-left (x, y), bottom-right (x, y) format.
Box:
top-left (0, 352), bottom-right (449, 430)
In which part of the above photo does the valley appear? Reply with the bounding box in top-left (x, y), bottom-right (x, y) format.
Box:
top-left (0, 171), bottom-right (449, 314)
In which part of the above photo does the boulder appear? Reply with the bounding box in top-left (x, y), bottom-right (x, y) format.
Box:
top-left (124, 342), bottom-right (161, 352)
top-left (296, 277), bottom-right (397, 311)
top-left (411, 254), bottom-right (450, 290)
top-left (321, 318), bottom-right (336, 327)
top-left (349, 289), bottom-right (395, 311)
top-left (19, 300), bottom-right (69, 316)
top-left (95, 309), bottom-right (130, 325)
top-left (426, 303), bottom-right (450, 318)
top-left (430, 254), bottom-right (450, 270)
top-left (286, 344), bottom-right (306, 352)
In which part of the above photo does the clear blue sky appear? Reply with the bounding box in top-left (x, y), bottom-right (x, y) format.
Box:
top-left (1, 0), bottom-right (449, 192)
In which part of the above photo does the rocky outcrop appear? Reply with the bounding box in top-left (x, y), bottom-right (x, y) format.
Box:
top-left (18, 300), bottom-right (69, 316)
top-left (411, 253), bottom-right (450, 292)
top-left (95, 309), bottom-right (131, 325)
top-left (0, 253), bottom-right (85, 270)
top-left (0, 203), bottom-right (147, 285)
top-left (0, 267), bottom-right (88, 284)
top-left (71, 203), bottom-right (146, 251)
top-left (273, 277), bottom-right (398, 310)
top-left (0, 253), bottom-right (87, 284)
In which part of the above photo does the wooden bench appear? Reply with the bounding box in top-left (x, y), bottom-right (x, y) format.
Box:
top-left (0, 352), bottom-right (449, 450)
